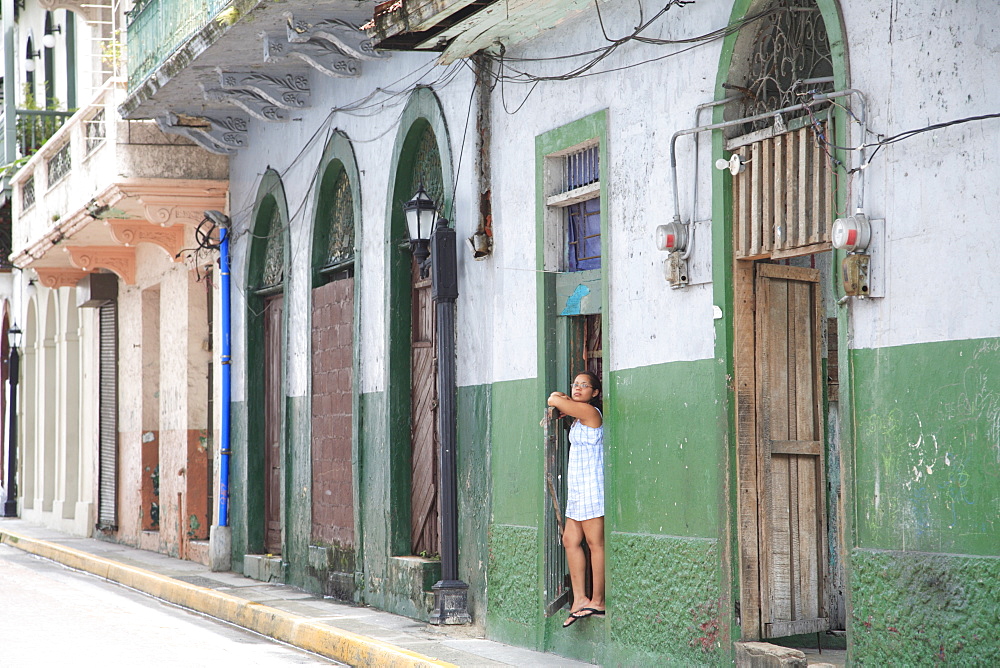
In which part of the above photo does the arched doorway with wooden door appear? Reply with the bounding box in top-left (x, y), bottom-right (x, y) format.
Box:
top-left (244, 170), bottom-right (290, 561)
top-left (380, 86), bottom-right (453, 617)
top-left (714, 0), bottom-right (852, 647)
top-left (309, 132), bottom-right (363, 600)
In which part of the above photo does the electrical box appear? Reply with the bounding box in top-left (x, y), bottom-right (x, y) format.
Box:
top-left (842, 254), bottom-right (870, 297)
top-left (664, 251), bottom-right (689, 289)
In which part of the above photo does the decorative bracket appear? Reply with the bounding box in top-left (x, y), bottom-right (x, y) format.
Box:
top-left (262, 33), bottom-right (360, 79)
top-left (217, 69), bottom-right (311, 109)
top-left (201, 85), bottom-right (289, 122)
top-left (284, 14), bottom-right (386, 61)
top-left (106, 219), bottom-right (186, 261)
top-left (33, 267), bottom-right (90, 289)
top-left (66, 246), bottom-right (137, 285)
top-left (155, 112), bottom-right (249, 154)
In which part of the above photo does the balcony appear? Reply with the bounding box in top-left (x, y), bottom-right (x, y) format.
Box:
top-left (9, 79), bottom-right (228, 288)
top-left (126, 0), bottom-right (232, 90)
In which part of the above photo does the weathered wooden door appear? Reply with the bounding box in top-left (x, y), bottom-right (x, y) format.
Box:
top-left (411, 273), bottom-right (438, 556)
top-left (264, 293), bottom-right (284, 555)
top-left (754, 263), bottom-right (827, 638)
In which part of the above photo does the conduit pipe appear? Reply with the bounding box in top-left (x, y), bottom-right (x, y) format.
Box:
top-left (670, 87), bottom-right (869, 230)
top-left (218, 217), bottom-right (232, 527)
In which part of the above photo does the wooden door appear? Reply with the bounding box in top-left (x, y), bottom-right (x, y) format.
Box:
top-left (410, 274), bottom-right (438, 556)
top-left (755, 263), bottom-right (827, 638)
top-left (264, 293), bottom-right (284, 555)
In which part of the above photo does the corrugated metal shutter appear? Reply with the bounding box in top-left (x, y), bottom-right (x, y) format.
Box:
top-left (97, 301), bottom-right (118, 529)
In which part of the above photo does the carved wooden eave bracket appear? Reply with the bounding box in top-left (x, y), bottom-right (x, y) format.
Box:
top-left (156, 112), bottom-right (249, 155)
top-left (105, 219), bottom-right (186, 261)
top-left (284, 14), bottom-right (387, 62)
top-left (263, 32), bottom-right (362, 79)
top-left (33, 268), bottom-right (91, 289)
top-left (65, 246), bottom-right (137, 285)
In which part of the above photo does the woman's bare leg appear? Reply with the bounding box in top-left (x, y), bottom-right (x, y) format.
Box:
top-left (581, 517), bottom-right (605, 610)
top-left (562, 518), bottom-right (591, 619)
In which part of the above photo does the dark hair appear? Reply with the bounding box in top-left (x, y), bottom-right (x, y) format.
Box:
top-left (574, 370), bottom-right (603, 412)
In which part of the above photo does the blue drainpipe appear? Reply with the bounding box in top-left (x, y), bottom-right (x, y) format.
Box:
top-left (218, 219), bottom-right (232, 526)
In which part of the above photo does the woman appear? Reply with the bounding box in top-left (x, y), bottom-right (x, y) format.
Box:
top-left (547, 371), bottom-right (605, 628)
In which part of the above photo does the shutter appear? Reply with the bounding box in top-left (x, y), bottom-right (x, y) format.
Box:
top-left (97, 301), bottom-right (118, 529)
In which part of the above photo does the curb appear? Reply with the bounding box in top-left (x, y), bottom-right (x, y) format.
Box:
top-left (0, 529), bottom-right (457, 668)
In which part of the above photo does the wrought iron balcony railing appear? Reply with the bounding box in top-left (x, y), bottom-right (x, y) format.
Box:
top-left (1, 108), bottom-right (75, 173)
top-left (127, 0), bottom-right (233, 90)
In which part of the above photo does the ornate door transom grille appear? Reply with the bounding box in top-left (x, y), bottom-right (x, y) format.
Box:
top-left (325, 171), bottom-right (355, 268)
top-left (262, 205), bottom-right (285, 288)
top-left (729, 0), bottom-right (833, 136)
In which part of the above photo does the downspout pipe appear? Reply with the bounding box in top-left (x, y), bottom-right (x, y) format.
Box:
top-left (219, 220), bottom-right (232, 527)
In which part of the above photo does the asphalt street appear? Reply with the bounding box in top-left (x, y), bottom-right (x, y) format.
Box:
top-left (0, 543), bottom-right (344, 667)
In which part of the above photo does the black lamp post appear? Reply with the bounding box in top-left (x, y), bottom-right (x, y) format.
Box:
top-left (405, 187), bottom-right (470, 624)
top-left (3, 325), bottom-right (21, 518)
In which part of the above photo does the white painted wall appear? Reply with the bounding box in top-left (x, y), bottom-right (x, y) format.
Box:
top-left (226, 0), bottom-right (1000, 401)
top-left (843, 0), bottom-right (1000, 349)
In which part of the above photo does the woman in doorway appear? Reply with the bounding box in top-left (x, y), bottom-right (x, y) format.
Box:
top-left (548, 371), bottom-right (605, 628)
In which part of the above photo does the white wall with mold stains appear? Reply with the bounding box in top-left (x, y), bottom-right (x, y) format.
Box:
top-left (842, 0), bottom-right (1000, 350)
top-left (223, 0), bottom-right (1000, 397)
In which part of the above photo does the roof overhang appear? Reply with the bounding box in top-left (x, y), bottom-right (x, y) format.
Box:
top-left (366, 0), bottom-right (600, 64)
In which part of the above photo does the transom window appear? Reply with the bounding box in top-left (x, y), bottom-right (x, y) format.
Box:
top-left (261, 205), bottom-right (284, 288)
top-left (325, 171), bottom-right (354, 268)
top-left (546, 142), bottom-right (602, 272)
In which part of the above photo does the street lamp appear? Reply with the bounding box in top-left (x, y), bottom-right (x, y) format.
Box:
top-left (403, 186), bottom-right (436, 278)
top-left (3, 325), bottom-right (22, 517)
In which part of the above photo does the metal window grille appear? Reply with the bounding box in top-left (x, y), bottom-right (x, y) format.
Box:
top-left (567, 198), bottom-right (602, 271)
top-left (22, 177), bottom-right (36, 210)
top-left (413, 126), bottom-right (443, 212)
top-left (86, 109), bottom-right (107, 154)
top-left (47, 142), bottom-right (72, 184)
top-left (564, 145), bottom-right (599, 192)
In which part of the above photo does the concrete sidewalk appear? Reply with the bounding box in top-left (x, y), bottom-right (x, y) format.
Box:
top-left (0, 519), bottom-right (592, 667)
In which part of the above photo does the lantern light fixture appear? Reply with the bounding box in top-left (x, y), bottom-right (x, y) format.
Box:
top-left (403, 185), bottom-right (436, 277)
top-left (8, 325), bottom-right (22, 351)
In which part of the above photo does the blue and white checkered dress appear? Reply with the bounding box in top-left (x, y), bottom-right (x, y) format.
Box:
top-left (565, 411), bottom-right (604, 521)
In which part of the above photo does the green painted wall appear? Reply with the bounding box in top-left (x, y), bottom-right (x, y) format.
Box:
top-left (457, 383), bottom-right (492, 624)
top-left (849, 337), bottom-right (1000, 664)
top-left (284, 395), bottom-right (312, 589)
top-left (851, 549), bottom-right (1000, 665)
top-left (485, 363), bottom-right (729, 664)
top-left (604, 360), bottom-right (727, 666)
top-left (609, 534), bottom-right (722, 665)
top-left (853, 338), bottom-right (1000, 555)
top-left (607, 360), bottom-right (722, 537)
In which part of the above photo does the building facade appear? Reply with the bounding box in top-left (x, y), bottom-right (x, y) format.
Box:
top-left (6, 0), bottom-right (999, 665)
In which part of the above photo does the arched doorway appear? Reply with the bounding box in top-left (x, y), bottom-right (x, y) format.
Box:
top-left (385, 87), bottom-right (453, 558)
top-left (309, 133), bottom-right (362, 571)
top-left (246, 170), bottom-right (290, 555)
top-left (715, 0), bottom-right (850, 641)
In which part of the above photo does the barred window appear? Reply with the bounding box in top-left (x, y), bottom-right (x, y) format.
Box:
top-left (546, 143), bottom-right (601, 272)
